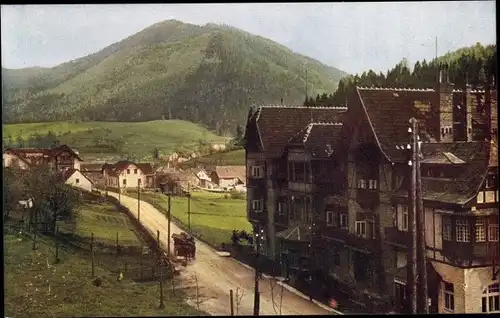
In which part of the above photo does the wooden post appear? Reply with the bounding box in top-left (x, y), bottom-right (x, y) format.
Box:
top-left (140, 242), bottom-right (144, 281)
top-left (253, 222), bottom-right (261, 316)
top-left (408, 118), bottom-right (418, 314)
top-left (137, 181), bottom-right (141, 222)
top-left (188, 183), bottom-right (191, 233)
top-left (116, 232), bottom-right (119, 255)
top-left (157, 229), bottom-right (165, 309)
top-left (167, 194), bottom-right (171, 257)
top-left (416, 124), bottom-right (429, 314)
top-left (32, 208), bottom-right (38, 250)
top-left (55, 226), bottom-right (60, 263)
top-left (230, 289), bottom-right (235, 316)
top-left (91, 232), bottom-right (95, 278)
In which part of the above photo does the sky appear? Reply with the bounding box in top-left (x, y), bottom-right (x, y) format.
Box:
top-left (1, 2), bottom-right (496, 74)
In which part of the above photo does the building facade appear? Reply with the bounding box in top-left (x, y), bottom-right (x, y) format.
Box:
top-left (244, 71), bottom-right (498, 313)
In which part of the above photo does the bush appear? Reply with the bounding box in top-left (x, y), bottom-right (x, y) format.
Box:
top-left (229, 189), bottom-right (245, 200)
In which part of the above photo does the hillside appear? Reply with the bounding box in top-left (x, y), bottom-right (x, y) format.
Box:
top-left (2, 120), bottom-right (226, 161)
top-left (2, 20), bottom-right (347, 134)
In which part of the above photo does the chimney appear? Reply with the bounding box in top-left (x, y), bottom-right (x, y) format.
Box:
top-left (434, 63), bottom-right (454, 142)
top-left (465, 74), bottom-right (473, 142)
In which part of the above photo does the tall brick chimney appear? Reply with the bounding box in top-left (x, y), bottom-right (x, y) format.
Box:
top-left (433, 63), bottom-right (455, 142)
top-left (465, 76), bottom-right (473, 142)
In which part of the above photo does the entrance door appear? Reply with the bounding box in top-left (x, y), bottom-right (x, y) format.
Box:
top-left (394, 281), bottom-right (408, 313)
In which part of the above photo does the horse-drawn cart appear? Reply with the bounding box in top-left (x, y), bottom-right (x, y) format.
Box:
top-left (172, 232), bottom-right (196, 260)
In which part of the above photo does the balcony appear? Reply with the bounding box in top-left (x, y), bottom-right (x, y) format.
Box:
top-left (288, 181), bottom-right (313, 193)
top-left (247, 177), bottom-right (266, 188)
top-left (356, 188), bottom-right (379, 208)
top-left (384, 227), bottom-right (409, 248)
top-left (442, 241), bottom-right (499, 264)
top-left (322, 228), bottom-right (379, 252)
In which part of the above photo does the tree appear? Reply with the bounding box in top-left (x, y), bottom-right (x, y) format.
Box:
top-left (235, 124), bottom-right (244, 141)
top-left (16, 136), bottom-right (24, 148)
top-left (3, 168), bottom-right (24, 220)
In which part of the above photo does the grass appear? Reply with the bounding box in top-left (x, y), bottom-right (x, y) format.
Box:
top-left (2, 120), bottom-right (226, 161)
top-left (127, 190), bottom-right (251, 248)
top-left (181, 149), bottom-right (245, 168)
top-left (58, 201), bottom-right (143, 246)
top-left (3, 196), bottom-right (206, 317)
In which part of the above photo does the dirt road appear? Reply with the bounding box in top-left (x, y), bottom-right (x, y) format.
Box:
top-left (109, 192), bottom-right (337, 316)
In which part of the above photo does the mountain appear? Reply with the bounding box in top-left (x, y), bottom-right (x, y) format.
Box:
top-left (2, 20), bottom-right (347, 134)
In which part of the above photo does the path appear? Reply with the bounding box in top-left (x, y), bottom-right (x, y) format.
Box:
top-left (109, 192), bottom-right (338, 316)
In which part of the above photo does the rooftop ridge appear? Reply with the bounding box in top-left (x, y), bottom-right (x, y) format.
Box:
top-left (357, 86), bottom-right (434, 92)
top-left (303, 124), bottom-right (314, 143)
top-left (259, 105), bottom-right (348, 110)
top-left (309, 122), bottom-right (343, 126)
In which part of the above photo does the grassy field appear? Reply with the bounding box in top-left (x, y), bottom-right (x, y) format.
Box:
top-left (58, 200), bottom-right (143, 246)
top-left (4, 196), bottom-right (205, 317)
top-left (2, 120), bottom-right (226, 161)
top-left (181, 149), bottom-right (245, 168)
top-left (127, 190), bottom-right (251, 248)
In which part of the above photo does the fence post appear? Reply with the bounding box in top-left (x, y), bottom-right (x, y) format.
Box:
top-left (140, 242), bottom-right (144, 281)
top-left (91, 232), bottom-right (95, 278)
top-left (230, 289), bottom-right (235, 316)
top-left (157, 230), bottom-right (165, 309)
top-left (55, 226), bottom-right (60, 264)
top-left (116, 232), bottom-right (119, 255)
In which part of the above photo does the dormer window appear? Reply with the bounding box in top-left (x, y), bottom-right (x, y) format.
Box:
top-left (486, 174), bottom-right (498, 189)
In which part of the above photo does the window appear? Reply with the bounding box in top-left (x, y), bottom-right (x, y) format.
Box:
top-left (123, 179), bottom-right (127, 185)
top-left (443, 217), bottom-right (452, 241)
top-left (340, 213), bottom-right (348, 229)
top-left (278, 202), bottom-right (285, 216)
top-left (355, 221), bottom-right (366, 238)
top-left (357, 179), bottom-right (367, 189)
top-left (477, 191), bottom-right (485, 203)
top-left (486, 174), bottom-right (498, 189)
top-left (482, 283), bottom-right (500, 313)
top-left (326, 211), bottom-right (334, 227)
top-left (402, 205), bottom-right (409, 231)
top-left (489, 224), bottom-right (499, 242)
top-left (251, 199), bottom-right (263, 212)
top-left (368, 179), bottom-right (378, 189)
top-left (134, 169), bottom-right (138, 174)
top-left (252, 165), bottom-right (264, 179)
top-left (444, 282), bottom-right (455, 312)
top-left (366, 219), bottom-right (376, 239)
top-left (475, 220), bottom-right (486, 242)
top-left (456, 219), bottom-right (470, 242)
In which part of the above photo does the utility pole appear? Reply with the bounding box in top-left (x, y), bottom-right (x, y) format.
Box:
top-left (407, 118), bottom-right (418, 314)
top-left (187, 182), bottom-right (191, 233)
top-left (253, 221), bottom-right (261, 316)
top-left (119, 184), bottom-right (121, 203)
top-left (137, 180), bottom-right (141, 222)
top-left (416, 123), bottom-right (429, 314)
top-left (167, 194), bottom-right (171, 257)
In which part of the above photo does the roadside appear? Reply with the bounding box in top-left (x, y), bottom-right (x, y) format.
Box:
top-left (3, 194), bottom-right (204, 317)
top-left (108, 191), bottom-right (338, 315)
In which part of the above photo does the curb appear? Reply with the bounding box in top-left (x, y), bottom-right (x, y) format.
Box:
top-left (229, 258), bottom-right (343, 315)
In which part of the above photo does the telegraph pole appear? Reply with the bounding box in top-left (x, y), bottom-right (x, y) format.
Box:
top-left (416, 123), bottom-right (429, 313)
top-left (137, 181), bottom-right (141, 222)
top-left (253, 221), bottom-right (261, 316)
top-left (167, 194), bottom-right (171, 257)
top-left (187, 182), bottom-right (191, 233)
top-left (408, 118), bottom-right (418, 314)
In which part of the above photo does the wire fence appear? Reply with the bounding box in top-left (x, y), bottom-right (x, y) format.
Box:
top-left (5, 217), bottom-right (171, 282)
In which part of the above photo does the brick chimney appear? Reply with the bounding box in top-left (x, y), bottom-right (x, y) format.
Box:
top-left (486, 75), bottom-right (498, 142)
top-left (465, 77), bottom-right (474, 142)
top-left (433, 63), bottom-right (455, 142)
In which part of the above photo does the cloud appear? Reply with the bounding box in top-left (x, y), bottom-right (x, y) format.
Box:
top-left (1, 2), bottom-right (496, 74)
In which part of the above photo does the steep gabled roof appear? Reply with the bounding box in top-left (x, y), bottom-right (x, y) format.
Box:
top-left (81, 163), bottom-right (104, 171)
top-left (214, 165), bottom-right (246, 181)
top-left (421, 152), bottom-right (466, 165)
top-left (356, 87), bottom-right (436, 163)
top-left (395, 141), bottom-right (493, 205)
top-left (62, 168), bottom-right (94, 184)
top-left (136, 163), bottom-right (154, 175)
top-left (52, 145), bottom-right (83, 161)
top-left (254, 105), bottom-right (347, 157)
top-left (276, 224), bottom-right (311, 242)
top-left (287, 122), bottom-right (345, 159)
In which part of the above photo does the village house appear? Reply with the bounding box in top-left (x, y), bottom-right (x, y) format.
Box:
top-left (210, 165), bottom-right (246, 189)
top-left (244, 70), bottom-right (498, 314)
top-left (80, 163), bottom-right (105, 188)
top-left (63, 168), bottom-right (94, 192)
top-left (3, 145), bottom-right (83, 172)
top-left (102, 160), bottom-right (154, 189)
top-left (194, 167), bottom-right (215, 188)
top-left (159, 169), bottom-right (199, 195)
